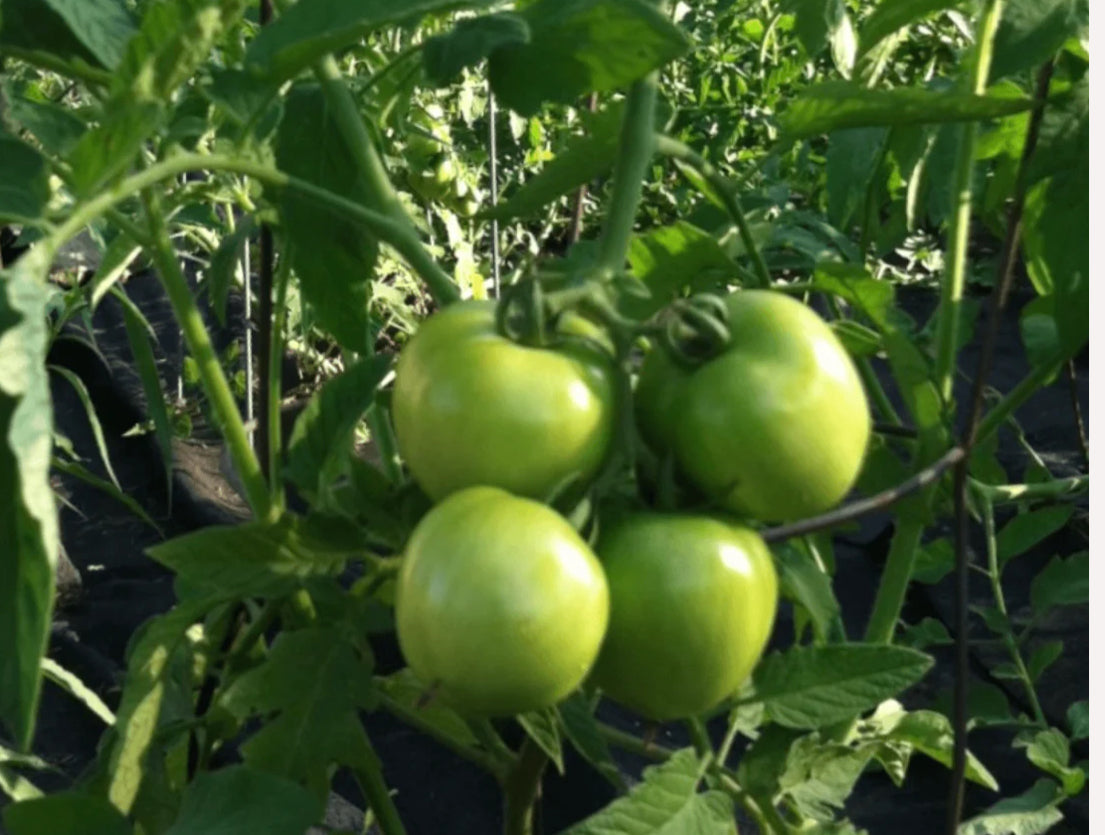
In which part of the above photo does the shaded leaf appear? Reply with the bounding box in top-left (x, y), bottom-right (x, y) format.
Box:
top-left (205, 217), bottom-right (253, 326)
top-left (218, 628), bottom-right (377, 798)
top-left (284, 356), bottom-right (391, 502)
top-left (624, 221), bottom-right (740, 318)
top-left (424, 12), bottom-right (529, 86)
top-left (0, 134), bottom-right (50, 223)
top-left (246, 0), bottom-right (489, 83)
top-left (275, 83), bottom-right (380, 352)
top-left (886, 709), bottom-right (998, 790)
top-left (112, 288), bottom-right (174, 504)
top-left (773, 543), bottom-right (841, 644)
top-left (1030, 551), bottom-right (1088, 615)
top-left (557, 692), bottom-right (625, 790)
top-left (489, 0), bottom-right (689, 117)
top-left (484, 103), bottom-right (624, 221)
top-left (991, 0), bottom-right (1087, 81)
top-left (48, 365), bottom-right (120, 488)
top-left (1, 88), bottom-right (87, 155)
top-left (995, 505), bottom-right (1073, 565)
top-left (376, 668), bottom-right (480, 751)
top-left (1025, 641), bottom-right (1063, 683)
top-left (779, 82), bottom-right (1034, 141)
top-left (858, 0), bottom-right (962, 59)
top-left (164, 765), bottom-right (322, 835)
top-left (518, 708), bottom-right (565, 774)
top-left (2, 792), bottom-right (131, 835)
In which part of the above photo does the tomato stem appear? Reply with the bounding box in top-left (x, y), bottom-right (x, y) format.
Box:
top-left (354, 744), bottom-right (409, 835)
top-left (597, 74), bottom-right (659, 273)
top-left (502, 737), bottom-right (548, 835)
top-left (312, 55), bottom-right (461, 308)
top-left (138, 188), bottom-right (275, 521)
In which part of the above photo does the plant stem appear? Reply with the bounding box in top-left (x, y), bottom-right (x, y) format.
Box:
top-left (374, 692), bottom-right (507, 779)
top-left (864, 518), bottom-right (926, 644)
top-left (267, 248), bottom-right (292, 510)
top-left (970, 475), bottom-right (1088, 505)
top-left (1066, 359), bottom-right (1089, 465)
top-left (931, 0), bottom-right (1005, 403)
top-left (763, 447), bottom-right (964, 546)
top-left (502, 738), bottom-right (548, 835)
top-left (978, 495), bottom-right (1047, 725)
top-left (598, 74), bottom-right (659, 273)
top-left (0, 46), bottom-right (112, 87)
top-left (654, 135), bottom-right (772, 288)
top-left (312, 55), bottom-right (459, 308)
top-left (140, 189), bottom-right (274, 520)
top-left (974, 357), bottom-right (1066, 445)
top-left (354, 746), bottom-right (409, 835)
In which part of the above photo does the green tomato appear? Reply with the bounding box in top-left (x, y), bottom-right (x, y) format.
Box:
top-left (590, 513), bottom-right (777, 721)
top-left (392, 300), bottom-right (617, 501)
top-left (636, 290), bottom-right (871, 521)
top-left (395, 486), bottom-right (610, 716)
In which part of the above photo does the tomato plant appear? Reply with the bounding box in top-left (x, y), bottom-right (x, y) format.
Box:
top-left (591, 513), bottom-right (778, 721)
top-left (392, 300), bottom-right (617, 501)
top-left (395, 486), bottom-right (609, 716)
top-left (636, 289), bottom-right (872, 521)
top-left (0, 1), bottom-right (1088, 835)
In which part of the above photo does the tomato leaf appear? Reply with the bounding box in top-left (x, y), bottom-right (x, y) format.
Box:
top-left (246, 0), bottom-right (494, 83)
top-left (163, 765), bottom-right (322, 835)
top-left (66, 101), bottom-right (164, 199)
top-left (779, 82), bottom-right (1034, 142)
top-left (0, 134), bottom-right (50, 223)
top-left (0, 248), bottom-right (58, 752)
top-left (204, 217), bottom-right (253, 327)
top-left (1018, 728), bottom-right (1085, 797)
top-left (826, 127), bottom-right (886, 230)
top-left (424, 12), bottom-right (530, 87)
top-left (488, 0), bottom-right (690, 117)
top-left (284, 356), bottom-right (392, 504)
top-left (624, 221), bottom-right (740, 318)
top-left (217, 628), bottom-right (378, 799)
top-left (883, 709), bottom-right (998, 790)
top-left (0, 0), bottom-right (133, 70)
top-left (483, 103), bottom-right (624, 221)
top-left (376, 668), bottom-right (481, 750)
top-left (560, 748), bottom-right (733, 834)
top-left (990, 0), bottom-right (1087, 82)
top-left (957, 779), bottom-right (1064, 835)
top-left (147, 515), bottom-right (359, 600)
top-left (773, 543), bottom-right (841, 645)
top-left (557, 692), bottom-right (625, 791)
top-left (275, 83), bottom-right (380, 352)
top-left (1, 85), bottom-right (89, 155)
top-left (995, 505), bottom-right (1073, 565)
top-left (518, 708), bottom-right (565, 774)
top-left (1, 793), bottom-right (132, 835)
top-left (752, 644), bottom-right (934, 729)
top-left (112, 288), bottom-right (174, 505)
top-left (105, 595), bottom-right (223, 813)
top-left (1030, 551), bottom-right (1088, 615)
top-left (857, 0), bottom-right (962, 60)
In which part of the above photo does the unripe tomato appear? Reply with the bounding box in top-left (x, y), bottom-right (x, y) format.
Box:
top-left (392, 301), bottom-right (617, 501)
top-left (636, 290), bottom-right (870, 521)
top-left (395, 487), bottom-right (610, 716)
top-left (590, 513), bottom-right (777, 721)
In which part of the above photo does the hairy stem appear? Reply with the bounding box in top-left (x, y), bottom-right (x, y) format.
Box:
top-left (598, 75), bottom-right (659, 273)
top-left (502, 738), bottom-right (548, 835)
top-left (140, 189), bottom-right (274, 520)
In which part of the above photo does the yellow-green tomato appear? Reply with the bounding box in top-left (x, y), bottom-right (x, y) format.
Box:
top-left (636, 290), bottom-right (871, 521)
top-left (590, 513), bottom-right (778, 721)
top-left (392, 301), bottom-right (617, 501)
top-left (394, 487), bottom-right (610, 716)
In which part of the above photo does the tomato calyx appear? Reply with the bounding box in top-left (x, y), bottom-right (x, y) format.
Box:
top-left (660, 293), bottom-right (732, 369)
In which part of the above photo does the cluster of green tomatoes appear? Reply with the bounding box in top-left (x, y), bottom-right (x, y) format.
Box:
top-left (389, 289), bottom-right (871, 721)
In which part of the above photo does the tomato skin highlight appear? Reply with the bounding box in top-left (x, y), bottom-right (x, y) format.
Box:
top-left (392, 300), bottom-right (617, 502)
top-left (590, 513), bottom-right (778, 721)
top-left (394, 487), bottom-right (610, 716)
top-left (635, 289), bottom-right (871, 521)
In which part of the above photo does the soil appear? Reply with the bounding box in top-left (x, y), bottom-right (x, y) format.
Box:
top-left (0, 269), bottom-right (1088, 834)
